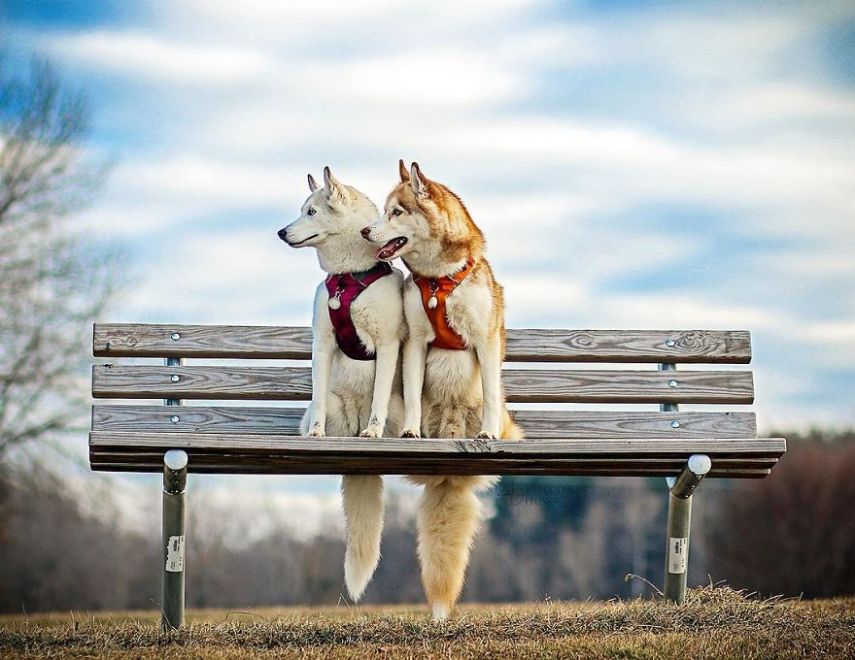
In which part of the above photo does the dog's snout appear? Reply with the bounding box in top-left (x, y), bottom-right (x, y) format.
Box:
top-left (360, 226), bottom-right (372, 240)
top-left (277, 227), bottom-right (288, 241)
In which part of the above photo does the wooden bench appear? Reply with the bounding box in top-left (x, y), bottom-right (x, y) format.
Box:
top-left (90, 324), bottom-right (785, 627)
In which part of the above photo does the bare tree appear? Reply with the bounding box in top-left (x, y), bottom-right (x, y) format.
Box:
top-left (0, 58), bottom-right (115, 459)
top-left (705, 431), bottom-right (855, 598)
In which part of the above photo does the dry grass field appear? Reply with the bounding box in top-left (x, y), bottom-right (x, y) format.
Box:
top-left (2, 587), bottom-right (853, 659)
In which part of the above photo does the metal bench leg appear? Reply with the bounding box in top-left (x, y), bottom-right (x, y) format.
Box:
top-left (162, 449), bottom-right (188, 629)
top-left (160, 355), bottom-right (187, 630)
top-left (663, 454), bottom-right (711, 603)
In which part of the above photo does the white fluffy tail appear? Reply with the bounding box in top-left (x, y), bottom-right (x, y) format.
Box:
top-left (341, 475), bottom-right (385, 602)
top-left (416, 477), bottom-right (484, 621)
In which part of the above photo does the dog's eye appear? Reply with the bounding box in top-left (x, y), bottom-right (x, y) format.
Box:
top-left (307, 208), bottom-right (316, 216)
top-left (392, 208), bottom-right (403, 216)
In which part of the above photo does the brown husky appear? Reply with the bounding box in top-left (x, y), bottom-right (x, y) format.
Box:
top-left (362, 161), bottom-right (523, 620)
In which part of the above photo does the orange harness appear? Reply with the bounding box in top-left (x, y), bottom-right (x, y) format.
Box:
top-left (413, 258), bottom-right (476, 350)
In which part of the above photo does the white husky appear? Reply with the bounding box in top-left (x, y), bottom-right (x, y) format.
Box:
top-left (362, 161), bottom-right (523, 621)
top-left (278, 167), bottom-right (405, 601)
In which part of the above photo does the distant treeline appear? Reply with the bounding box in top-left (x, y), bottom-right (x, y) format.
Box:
top-left (1, 430), bottom-right (853, 613)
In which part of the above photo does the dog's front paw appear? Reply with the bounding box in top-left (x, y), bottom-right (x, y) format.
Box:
top-left (305, 423), bottom-right (325, 438)
top-left (400, 428), bottom-right (421, 438)
top-left (476, 431), bottom-right (497, 440)
top-left (359, 425), bottom-right (381, 438)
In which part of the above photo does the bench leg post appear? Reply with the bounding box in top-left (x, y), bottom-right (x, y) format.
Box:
top-left (663, 454), bottom-right (711, 603)
top-left (161, 449), bottom-right (188, 630)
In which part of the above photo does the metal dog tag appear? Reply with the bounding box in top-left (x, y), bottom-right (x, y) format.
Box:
top-left (428, 296), bottom-right (438, 309)
top-left (328, 295), bottom-right (341, 310)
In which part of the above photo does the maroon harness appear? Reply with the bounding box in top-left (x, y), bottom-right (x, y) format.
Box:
top-left (324, 262), bottom-right (393, 361)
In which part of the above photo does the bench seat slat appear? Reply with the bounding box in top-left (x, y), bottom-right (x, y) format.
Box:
top-left (89, 432), bottom-right (783, 477)
top-left (92, 405), bottom-right (757, 439)
top-left (90, 451), bottom-right (777, 471)
top-left (92, 366), bottom-right (754, 404)
top-left (89, 432), bottom-right (785, 457)
top-left (89, 464), bottom-right (771, 478)
top-left (89, 452), bottom-right (774, 478)
top-left (93, 324), bottom-right (751, 364)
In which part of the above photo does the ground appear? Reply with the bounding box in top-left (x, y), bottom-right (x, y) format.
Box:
top-left (2, 587), bottom-right (854, 659)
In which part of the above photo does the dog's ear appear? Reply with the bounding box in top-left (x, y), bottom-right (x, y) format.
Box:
top-left (398, 159), bottom-right (410, 183)
top-left (410, 162), bottom-right (428, 198)
top-left (307, 173), bottom-right (320, 193)
top-left (323, 166), bottom-right (345, 203)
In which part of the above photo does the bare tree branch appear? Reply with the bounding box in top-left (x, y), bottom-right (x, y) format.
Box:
top-left (0, 57), bottom-right (118, 460)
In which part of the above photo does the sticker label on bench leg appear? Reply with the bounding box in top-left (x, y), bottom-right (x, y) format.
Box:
top-left (668, 537), bottom-right (688, 574)
top-left (166, 535), bottom-right (185, 572)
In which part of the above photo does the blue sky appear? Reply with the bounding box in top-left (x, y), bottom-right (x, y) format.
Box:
top-left (2, 1), bottom-right (854, 522)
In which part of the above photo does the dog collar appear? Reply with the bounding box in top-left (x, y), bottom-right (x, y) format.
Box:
top-left (413, 258), bottom-right (476, 351)
top-left (325, 262), bottom-right (393, 361)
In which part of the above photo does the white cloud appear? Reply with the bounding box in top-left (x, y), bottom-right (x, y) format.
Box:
top-left (686, 83), bottom-right (855, 126)
top-left (636, 14), bottom-right (805, 81)
top-left (78, 200), bottom-right (208, 237)
top-left (111, 154), bottom-right (303, 206)
top-left (168, 91), bottom-right (855, 240)
top-left (124, 227), bottom-right (318, 324)
top-left (41, 19), bottom-right (589, 111)
top-left (578, 294), bottom-right (782, 331)
top-left (463, 191), bottom-right (612, 261)
top-left (47, 31), bottom-right (274, 83)
top-left (161, 0), bottom-right (543, 43)
top-left (754, 250), bottom-right (855, 279)
top-left (808, 320), bottom-right (855, 340)
top-left (504, 277), bottom-right (590, 320)
top-left (312, 49), bottom-right (526, 106)
top-left (42, 8), bottom-right (853, 248)
top-left (393, 118), bottom-right (855, 230)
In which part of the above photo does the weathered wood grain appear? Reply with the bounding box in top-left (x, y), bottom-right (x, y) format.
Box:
top-left (89, 429), bottom-right (783, 478)
top-left (91, 366), bottom-right (754, 404)
top-left (94, 324), bottom-right (314, 360)
top-left (93, 365), bottom-right (313, 400)
top-left (90, 450), bottom-right (776, 470)
top-left (92, 405), bottom-right (757, 439)
top-left (91, 405), bottom-right (305, 434)
top-left (504, 329), bottom-right (751, 364)
top-left (93, 324), bottom-right (751, 364)
top-left (89, 432), bottom-right (785, 457)
top-left (89, 464), bottom-right (771, 478)
top-left (513, 410), bottom-right (756, 438)
top-left (89, 450), bottom-right (774, 478)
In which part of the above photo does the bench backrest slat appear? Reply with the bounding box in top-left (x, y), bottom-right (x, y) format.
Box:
top-left (92, 365), bottom-right (754, 405)
top-left (91, 406), bottom-right (757, 439)
top-left (93, 324), bottom-right (751, 364)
